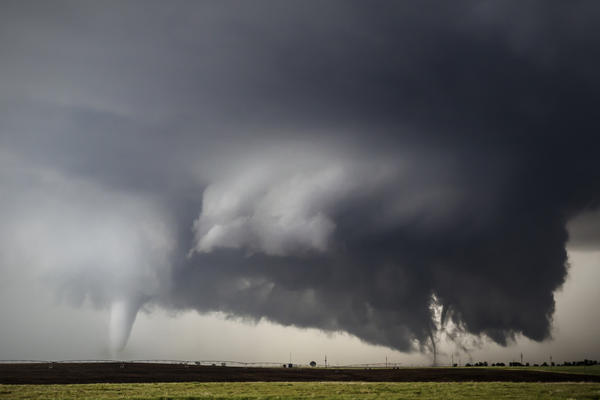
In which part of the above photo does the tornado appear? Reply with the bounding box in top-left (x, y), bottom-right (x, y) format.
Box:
top-left (108, 298), bottom-right (143, 355)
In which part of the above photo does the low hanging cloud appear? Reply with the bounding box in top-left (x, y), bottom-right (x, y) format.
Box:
top-left (1, 0), bottom-right (600, 357)
top-left (173, 143), bottom-right (573, 352)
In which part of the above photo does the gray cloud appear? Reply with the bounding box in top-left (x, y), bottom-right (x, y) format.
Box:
top-left (1, 0), bottom-right (600, 357)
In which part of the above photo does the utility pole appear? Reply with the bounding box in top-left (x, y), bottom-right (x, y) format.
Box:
top-left (520, 353), bottom-right (523, 365)
top-left (386, 355), bottom-right (388, 368)
top-left (325, 355), bottom-right (327, 368)
top-left (451, 353), bottom-right (454, 366)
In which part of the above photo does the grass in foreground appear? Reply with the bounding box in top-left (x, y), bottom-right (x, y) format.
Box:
top-left (1, 382), bottom-right (600, 400)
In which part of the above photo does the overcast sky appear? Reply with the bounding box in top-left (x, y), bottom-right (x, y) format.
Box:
top-left (1, 0), bottom-right (599, 365)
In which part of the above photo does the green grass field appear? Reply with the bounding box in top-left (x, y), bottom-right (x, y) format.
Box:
top-left (1, 382), bottom-right (599, 400)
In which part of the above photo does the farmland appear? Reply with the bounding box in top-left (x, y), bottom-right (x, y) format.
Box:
top-left (1, 381), bottom-right (600, 400)
top-left (2, 363), bottom-right (599, 399)
top-left (2, 363), bottom-right (600, 384)
top-left (515, 365), bottom-right (600, 376)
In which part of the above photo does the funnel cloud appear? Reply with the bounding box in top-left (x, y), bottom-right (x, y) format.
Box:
top-left (109, 298), bottom-right (143, 355)
top-left (1, 1), bottom-right (600, 357)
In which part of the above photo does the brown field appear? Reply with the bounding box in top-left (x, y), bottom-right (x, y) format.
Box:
top-left (1, 363), bottom-right (599, 385)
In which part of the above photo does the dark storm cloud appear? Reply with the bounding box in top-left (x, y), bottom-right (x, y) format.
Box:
top-left (2, 0), bottom-right (600, 354)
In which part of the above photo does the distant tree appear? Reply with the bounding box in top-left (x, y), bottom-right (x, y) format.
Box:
top-left (509, 362), bottom-right (523, 367)
top-left (310, 361), bottom-right (317, 367)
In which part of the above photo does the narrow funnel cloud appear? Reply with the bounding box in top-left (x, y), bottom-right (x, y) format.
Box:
top-left (108, 298), bottom-right (142, 355)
